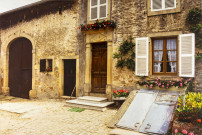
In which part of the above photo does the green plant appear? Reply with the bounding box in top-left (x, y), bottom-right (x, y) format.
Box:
top-left (186, 8), bottom-right (201, 24)
top-left (112, 89), bottom-right (129, 98)
top-left (176, 92), bottom-right (202, 122)
top-left (186, 8), bottom-right (202, 48)
top-left (113, 36), bottom-right (135, 71)
top-left (126, 58), bottom-right (135, 71)
top-left (116, 59), bottom-right (125, 68)
top-left (195, 52), bottom-right (202, 61)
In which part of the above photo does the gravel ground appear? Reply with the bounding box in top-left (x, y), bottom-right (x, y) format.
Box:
top-left (0, 97), bottom-right (117, 135)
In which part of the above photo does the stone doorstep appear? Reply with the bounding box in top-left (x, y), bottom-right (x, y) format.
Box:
top-left (61, 96), bottom-right (77, 100)
top-left (66, 99), bottom-right (114, 108)
top-left (89, 92), bottom-right (107, 97)
top-left (77, 96), bottom-right (108, 102)
top-left (110, 128), bottom-right (146, 135)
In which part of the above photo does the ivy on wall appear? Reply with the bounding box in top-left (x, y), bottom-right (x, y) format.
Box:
top-left (113, 37), bottom-right (135, 71)
top-left (186, 8), bottom-right (202, 48)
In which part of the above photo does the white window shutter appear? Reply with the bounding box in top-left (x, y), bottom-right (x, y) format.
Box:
top-left (135, 37), bottom-right (149, 76)
top-left (179, 33), bottom-right (195, 77)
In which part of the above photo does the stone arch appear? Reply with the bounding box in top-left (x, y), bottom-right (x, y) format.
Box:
top-left (2, 32), bottom-right (36, 97)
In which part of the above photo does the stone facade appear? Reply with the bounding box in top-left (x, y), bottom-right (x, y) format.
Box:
top-left (0, 0), bottom-right (201, 99)
top-left (0, 1), bottom-right (86, 98)
top-left (110, 0), bottom-right (201, 91)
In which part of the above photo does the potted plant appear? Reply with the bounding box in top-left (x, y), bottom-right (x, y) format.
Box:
top-left (112, 89), bottom-right (129, 100)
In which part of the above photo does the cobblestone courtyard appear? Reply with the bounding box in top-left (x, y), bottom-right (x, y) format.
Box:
top-left (0, 97), bottom-right (117, 135)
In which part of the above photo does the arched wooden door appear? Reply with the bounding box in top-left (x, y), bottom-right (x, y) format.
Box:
top-left (9, 37), bottom-right (32, 99)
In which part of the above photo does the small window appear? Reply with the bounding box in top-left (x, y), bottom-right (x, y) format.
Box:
top-left (90, 0), bottom-right (107, 20)
top-left (40, 59), bottom-right (53, 72)
top-left (152, 38), bottom-right (177, 75)
top-left (40, 59), bottom-right (46, 72)
top-left (151, 0), bottom-right (176, 11)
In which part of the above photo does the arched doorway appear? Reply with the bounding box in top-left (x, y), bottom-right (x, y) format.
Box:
top-left (9, 37), bottom-right (32, 99)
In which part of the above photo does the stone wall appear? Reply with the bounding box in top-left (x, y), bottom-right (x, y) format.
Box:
top-left (0, 1), bottom-right (86, 98)
top-left (111, 0), bottom-right (201, 90)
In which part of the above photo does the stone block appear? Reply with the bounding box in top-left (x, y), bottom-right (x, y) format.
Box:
top-left (29, 90), bottom-right (37, 99)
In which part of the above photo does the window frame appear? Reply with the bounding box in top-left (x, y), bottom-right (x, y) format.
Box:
top-left (40, 59), bottom-right (53, 72)
top-left (90, 0), bottom-right (108, 21)
top-left (151, 0), bottom-right (177, 12)
top-left (152, 37), bottom-right (178, 76)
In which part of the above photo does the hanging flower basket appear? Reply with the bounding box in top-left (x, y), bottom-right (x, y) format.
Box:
top-left (79, 19), bottom-right (116, 31)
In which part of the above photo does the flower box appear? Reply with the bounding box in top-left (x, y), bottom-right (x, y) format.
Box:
top-left (137, 85), bottom-right (187, 92)
top-left (112, 96), bottom-right (126, 101)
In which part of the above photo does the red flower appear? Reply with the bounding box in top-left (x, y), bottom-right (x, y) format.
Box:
top-left (197, 119), bottom-right (201, 123)
top-left (78, 27), bottom-right (81, 29)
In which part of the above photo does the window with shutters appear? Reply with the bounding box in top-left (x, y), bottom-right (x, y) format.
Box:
top-left (151, 0), bottom-right (176, 11)
top-left (152, 37), bottom-right (178, 75)
top-left (90, 0), bottom-right (107, 20)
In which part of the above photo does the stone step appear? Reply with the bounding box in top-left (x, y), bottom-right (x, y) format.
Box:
top-left (77, 96), bottom-right (107, 102)
top-left (61, 96), bottom-right (76, 100)
top-left (65, 99), bottom-right (114, 111)
top-left (89, 93), bottom-right (107, 97)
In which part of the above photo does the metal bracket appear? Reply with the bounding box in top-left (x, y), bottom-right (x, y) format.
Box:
top-left (145, 123), bottom-right (151, 130)
top-left (134, 122), bottom-right (140, 129)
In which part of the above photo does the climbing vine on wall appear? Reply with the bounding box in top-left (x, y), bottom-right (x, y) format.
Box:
top-left (186, 8), bottom-right (202, 48)
top-left (113, 36), bottom-right (135, 71)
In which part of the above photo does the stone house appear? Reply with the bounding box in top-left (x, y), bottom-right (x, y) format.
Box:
top-left (0, 0), bottom-right (86, 99)
top-left (0, 0), bottom-right (201, 100)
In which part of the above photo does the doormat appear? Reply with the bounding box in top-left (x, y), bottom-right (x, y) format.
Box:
top-left (68, 108), bottom-right (85, 112)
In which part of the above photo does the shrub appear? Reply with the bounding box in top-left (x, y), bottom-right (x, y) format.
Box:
top-left (175, 92), bottom-right (202, 122)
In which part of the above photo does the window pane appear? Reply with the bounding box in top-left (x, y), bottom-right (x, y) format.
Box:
top-left (91, 0), bottom-right (97, 6)
top-left (40, 59), bottom-right (46, 72)
top-left (100, 0), bottom-right (106, 4)
top-left (167, 51), bottom-right (176, 61)
top-left (154, 62), bottom-right (163, 72)
top-left (152, 0), bottom-right (162, 10)
top-left (165, 0), bottom-right (175, 8)
top-left (154, 40), bottom-right (163, 50)
top-left (91, 7), bottom-right (97, 19)
top-left (47, 59), bottom-right (53, 72)
top-left (167, 62), bottom-right (176, 72)
top-left (100, 5), bottom-right (106, 18)
top-left (167, 39), bottom-right (176, 50)
top-left (154, 51), bottom-right (163, 61)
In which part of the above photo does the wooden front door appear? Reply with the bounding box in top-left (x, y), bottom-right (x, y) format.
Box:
top-left (9, 38), bottom-right (32, 99)
top-left (91, 43), bottom-right (107, 93)
top-left (64, 59), bottom-right (76, 96)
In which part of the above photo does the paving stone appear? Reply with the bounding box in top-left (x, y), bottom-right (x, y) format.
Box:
top-left (0, 98), bottom-right (117, 135)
